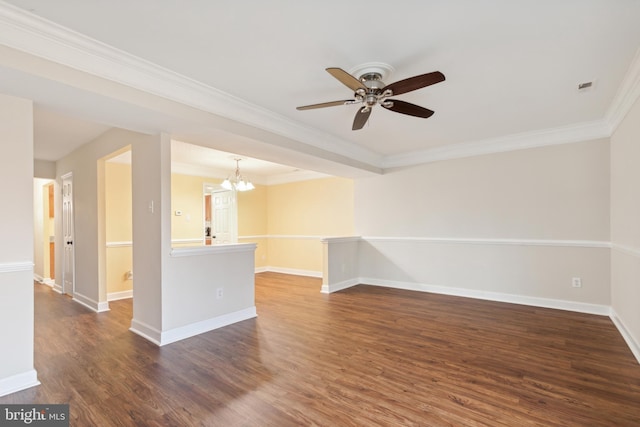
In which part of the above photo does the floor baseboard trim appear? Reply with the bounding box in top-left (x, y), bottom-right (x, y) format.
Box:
top-left (610, 310), bottom-right (640, 364)
top-left (264, 266), bottom-right (322, 278)
top-left (108, 290), bottom-right (133, 301)
top-left (358, 277), bottom-right (611, 316)
top-left (72, 292), bottom-right (110, 313)
top-left (0, 369), bottom-right (40, 397)
top-left (159, 307), bottom-right (257, 346)
top-left (321, 279), bottom-right (359, 294)
top-left (130, 319), bottom-right (162, 346)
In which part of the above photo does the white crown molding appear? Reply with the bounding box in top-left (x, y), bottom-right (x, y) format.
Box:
top-left (0, 2), bottom-right (382, 170)
top-left (606, 47), bottom-right (640, 133)
top-left (382, 120), bottom-right (611, 168)
top-left (2, 2), bottom-right (639, 172)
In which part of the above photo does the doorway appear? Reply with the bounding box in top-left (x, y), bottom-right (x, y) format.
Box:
top-left (61, 172), bottom-right (75, 296)
top-left (203, 183), bottom-right (237, 244)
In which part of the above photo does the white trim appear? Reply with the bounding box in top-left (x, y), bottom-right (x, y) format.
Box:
top-left (130, 319), bottom-right (162, 346)
top-left (41, 278), bottom-right (55, 288)
top-left (108, 289), bottom-right (133, 301)
top-left (0, 3), bottom-right (638, 173)
top-left (255, 266), bottom-right (269, 273)
top-left (170, 243), bottom-right (256, 257)
top-left (321, 278), bottom-right (359, 294)
top-left (72, 292), bottom-right (110, 313)
top-left (107, 238), bottom-right (207, 248)
top-left (611, 243), bottom-right (640, 259)
top-left (241, 234), bottom-right (351, 241)
top-left (382, 121), bottom-right (610, 168)
top-left (607, 46), bottom-right (640, 133)
top-left (33, 273), bottom-right (44, 283)
top-left (0, 261), bottom-right (33, 273)
top-left (358, 277), bottom-right (611, 316)
top-left (265, 266), bottom-right (322, 278)
top-left (106, 241), bottom-right (132, 248)
top-left (321, 236), bottom-right (362, 244)
top-left (362, 236), bottom-right (610, 248)
top-left (52, 283), bottom-right (62, 294)
top-left (0, 2), bottom-right (382, 172)
top-left (0, 369), bottom-right (40, 397)
top-left (171, 238), bottom-right (203, 245)
top-left (159, 307), bottom-right (257, 346)
top-left (610, 309), bottom-right (640, 364)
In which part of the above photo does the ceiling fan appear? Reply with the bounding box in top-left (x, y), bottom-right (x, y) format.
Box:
top-left (296, 64), bottom-right (445, 130)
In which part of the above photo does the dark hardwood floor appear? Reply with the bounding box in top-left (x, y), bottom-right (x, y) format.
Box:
top-left (2, 273), bottom-right (640, 426)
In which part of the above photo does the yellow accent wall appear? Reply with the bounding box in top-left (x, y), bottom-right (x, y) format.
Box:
top-left (105, 162), bottom-right (132, 294)
top-left (105, 165), bottom-right (354, 282)
top-left (238, 185), bottom-right (268, 268)
top-left (171, 174), bottom-right (207, 242)
top-left (266, 177), bottom-right (354, 273)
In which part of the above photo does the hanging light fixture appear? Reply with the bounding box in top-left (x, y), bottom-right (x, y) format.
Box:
top-left (221, 158), bottom-right (255, 192)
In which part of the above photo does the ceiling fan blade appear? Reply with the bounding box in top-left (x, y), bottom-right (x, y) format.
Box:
top-left (382, 71), bottom-right (445, 96)
top-left (296, 100), bottom-right (355, 110)
top-left (326, 68), bottom-right (365, 92)
top-left (352, 106), bottom-right (372, 130)
top-left (383, 99), bottom-right (434, 118)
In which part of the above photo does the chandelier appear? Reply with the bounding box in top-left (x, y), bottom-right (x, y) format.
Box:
top-left (221, 158), bottom-right (255, 192)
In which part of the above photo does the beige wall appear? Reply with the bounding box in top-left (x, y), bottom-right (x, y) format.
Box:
top-left (0, 94), bottom-right (37, 395)
top-left (610, 95), bottom-right (640, 358)
top-left (354, 140), bottom-right (611, 308)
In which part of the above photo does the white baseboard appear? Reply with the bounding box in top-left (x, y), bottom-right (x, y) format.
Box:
top-left (262, 266), bottom-right (322, 278)
top-left (359, 277), bottom-right (611, 316)
top-left (108, 289), bottom-right (133, 301)
top-left (130, 319), bottom-right (162, 346)
top-left (42, 278), bottom-right (56, 288)
top-left (321, 278), bottom-right (359, 294)
top-left (72, 292), bottom-right (110, 313)
top-left (52, 283), bottom-right (62, 294)
top-left (159, 307), bottom-right (257, 346)
top-left (610, 310), bottom-right (640, 364)
top-left (33, 273), bottom-right (44, 283)
top-left (255, 266), bottom-right (269, 273)
top-left (0, 369), bottom-right (40, 397)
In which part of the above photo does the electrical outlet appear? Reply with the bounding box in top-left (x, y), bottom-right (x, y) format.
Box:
top-left (216, 288), bottom-right (224, 299)
top-left (572, 277), bottom-right (582, 288)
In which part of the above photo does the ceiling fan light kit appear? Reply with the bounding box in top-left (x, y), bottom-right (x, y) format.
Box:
top-left (297, 62), bottom-right (445, 130)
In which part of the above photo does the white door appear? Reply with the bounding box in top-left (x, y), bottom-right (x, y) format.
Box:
top-left (211, 190), bottom-right (234, 243)
top-left (62, 174), bottom-right (75, 296)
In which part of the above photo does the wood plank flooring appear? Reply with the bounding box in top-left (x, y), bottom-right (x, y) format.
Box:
top-left (2, 273), bottom-right (640, 426)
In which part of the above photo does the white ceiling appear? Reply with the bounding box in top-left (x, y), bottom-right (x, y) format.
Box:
top-left (1, 0), bottom-right (639, 178)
